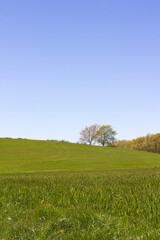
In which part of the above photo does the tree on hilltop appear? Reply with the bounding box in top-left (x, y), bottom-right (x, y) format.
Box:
top-left (80, 124), bottom-right (100, 145)
top-left (95, 125), bottom-right (117, 147)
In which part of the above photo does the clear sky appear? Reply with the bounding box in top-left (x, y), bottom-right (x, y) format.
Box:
top-left (0, 0), bottom-right (160, 142)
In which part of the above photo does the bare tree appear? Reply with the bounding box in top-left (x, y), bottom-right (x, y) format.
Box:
top-left (80, 124), bottom-right (100, 145)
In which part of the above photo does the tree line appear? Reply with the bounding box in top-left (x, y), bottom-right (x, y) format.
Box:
top-left (79, 124), bottom-right (117, 147)
top-left (116, 133), bottom-right (160, 154)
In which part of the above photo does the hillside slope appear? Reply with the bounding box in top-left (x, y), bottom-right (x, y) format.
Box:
top-left (0, 138), bottom-right (160, 174)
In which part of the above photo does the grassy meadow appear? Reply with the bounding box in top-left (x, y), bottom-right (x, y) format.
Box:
top-left (0, 138), bottom-right (160, 239)
top-left (0, 138), bottom-right (160, 174)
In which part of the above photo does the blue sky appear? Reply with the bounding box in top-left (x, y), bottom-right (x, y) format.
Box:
top-left (0, 0), bottom-right (160, 142)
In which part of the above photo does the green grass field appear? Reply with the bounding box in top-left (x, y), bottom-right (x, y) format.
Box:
top-left (0, 138), bottom-right (160, 174)
top-left (0, 138), bottom-right (160, 239)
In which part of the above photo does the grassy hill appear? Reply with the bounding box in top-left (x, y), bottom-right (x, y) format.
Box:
top-left (0, 138), bottom-right (160, 174)
top-left (0, 138), bottom-right (160, 239)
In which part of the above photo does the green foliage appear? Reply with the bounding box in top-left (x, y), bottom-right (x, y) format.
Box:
top-left (0, 169), bottom-right (160, 239)
top-left (0, 138), bottom-right (160, 174)
top-left (116, 133), bottom-right (160, 154)
top-left (95, 125), bottom-right (117, 147)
